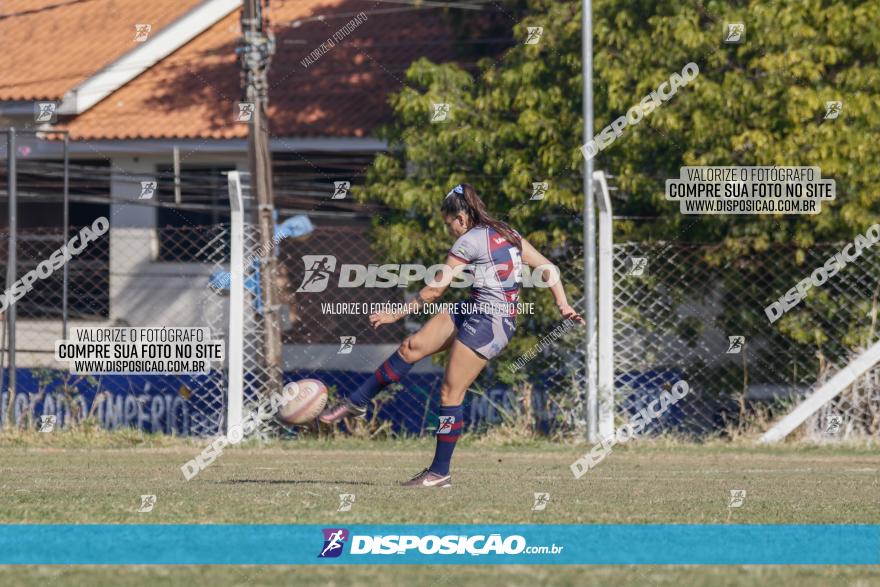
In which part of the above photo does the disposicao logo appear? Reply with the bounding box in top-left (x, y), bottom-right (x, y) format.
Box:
top-left (317, 529), bottom-right (564, 557)
top-left (318, 528), bottom-right (349, 558)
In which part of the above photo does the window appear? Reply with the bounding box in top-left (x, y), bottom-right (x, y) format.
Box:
top-left (154, 165), bottom-right (233, 263)
top-left (0, 158), bottom-right (111, 319)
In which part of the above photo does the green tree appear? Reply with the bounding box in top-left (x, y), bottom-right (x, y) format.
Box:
top-left (359, 0), bottom-right (588, 361)
top-left (356, 0), bottom-right (880, 387)
top-left (359, 0), bottom-right (880, 250)
top-left (590, 0), bottom-right (880, 251)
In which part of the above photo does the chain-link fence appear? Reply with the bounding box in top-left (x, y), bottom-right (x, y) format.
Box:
top-left (465, 234), bottom-right (880, 440)
top-left (275, 223), bottom-right (588, 438)
top-left (276, 223), bottom-right (441, 435)
top-left (0, 220), bottom-right (238, 436)
top-left (2, 210), bottom-right (878, 440)
top-left (610, 240), bottom-right (880, 438)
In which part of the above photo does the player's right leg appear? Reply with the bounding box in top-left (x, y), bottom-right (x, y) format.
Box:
top-left (318, 311), bottom-right (457, 423)
top-left (401, 339), bottom-right (488, 488)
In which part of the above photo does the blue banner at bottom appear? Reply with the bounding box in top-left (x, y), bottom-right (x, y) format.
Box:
top-left (1, 524), bottom-right (878, 565)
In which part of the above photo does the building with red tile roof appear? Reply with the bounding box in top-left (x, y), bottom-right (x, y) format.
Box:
top-left (1, 0), bottom-right (457, 140)
top-left (0, 0), bottom-right (476, 368)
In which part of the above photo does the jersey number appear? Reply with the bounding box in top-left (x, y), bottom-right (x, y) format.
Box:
top-left (509, 248), bottom-right (523, 284)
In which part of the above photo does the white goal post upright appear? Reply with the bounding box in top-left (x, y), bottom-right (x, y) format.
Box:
top-left (594, 171), bottom-right (616, 438)
top-left (226, 171), bottom-right (245, 437)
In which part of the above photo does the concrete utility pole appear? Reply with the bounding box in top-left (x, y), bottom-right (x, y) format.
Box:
top-left (239, 0), bottom-right (283, 394)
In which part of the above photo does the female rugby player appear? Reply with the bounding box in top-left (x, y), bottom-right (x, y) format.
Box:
top-left (319, 183), bottom-right (584, 487)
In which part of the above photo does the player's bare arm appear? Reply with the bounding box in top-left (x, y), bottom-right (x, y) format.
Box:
top-left (520, 238), bottom-right (585, 324)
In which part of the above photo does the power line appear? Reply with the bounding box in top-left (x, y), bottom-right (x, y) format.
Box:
top-left (279, 0), bottom-right (493, 27)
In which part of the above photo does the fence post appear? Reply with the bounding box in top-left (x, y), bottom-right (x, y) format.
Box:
top-left (4, 128), bottom-right (17, 428)
top-left (62, 133), bottom-right (69, 339)
top-left (595, 171), bottom-right (615, 438)
top-left (581, 0), bottom-right (598, 442)
top-left (226, 172), bottom-right (244, 437)
top-left (761, 339), bottom-right (880, 443)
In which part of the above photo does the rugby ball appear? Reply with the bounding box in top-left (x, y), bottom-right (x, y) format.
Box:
top-left (278, 379), bottom-right (328, 425)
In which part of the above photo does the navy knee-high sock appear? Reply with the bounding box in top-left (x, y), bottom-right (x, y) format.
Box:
top-left (429, 405), bottom-right (464, 476)
top-left (347, 350), bottom-right (414, 407)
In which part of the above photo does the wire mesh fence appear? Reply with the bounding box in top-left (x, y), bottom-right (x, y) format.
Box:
top-left (275, 223), bottom-right (439, 435)
top-left (230, 219), bottom-right (285, 438)
top-left (1, 211), bottom-right (878, 440)
top-left (610, 240), bottom-right (880, 439)
top-left (0, 222), bottom-right (235, 437)
top-left (275, 223), bottom-right (586, 438)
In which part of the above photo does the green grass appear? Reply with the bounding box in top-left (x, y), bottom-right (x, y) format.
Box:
top-left (0, 565), bottom-right (879, 587)
top-left (0, 433), bottom-right (878, 585)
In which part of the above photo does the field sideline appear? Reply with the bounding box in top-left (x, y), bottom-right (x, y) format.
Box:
top-left (0, 435), bottom-right (878, 585)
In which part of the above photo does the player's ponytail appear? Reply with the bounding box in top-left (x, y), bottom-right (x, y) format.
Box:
top-left (441, 183), bottom-right (522, 250)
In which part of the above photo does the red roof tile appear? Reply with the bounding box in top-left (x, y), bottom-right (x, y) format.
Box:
top-left (0, 0), bottom-right (204, 101)
top-left (57, 0), bottom-right (458, 140)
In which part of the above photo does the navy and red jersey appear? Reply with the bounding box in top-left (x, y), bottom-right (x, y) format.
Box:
top-left (448, 225), bottom-right (522, 317)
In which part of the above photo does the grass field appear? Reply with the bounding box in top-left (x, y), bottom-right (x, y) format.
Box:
top-left (1, 433), bottom-right (878, 585)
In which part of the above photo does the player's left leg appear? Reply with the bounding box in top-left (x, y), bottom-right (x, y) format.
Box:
top-left (401, 340), bottom-right (487, 488)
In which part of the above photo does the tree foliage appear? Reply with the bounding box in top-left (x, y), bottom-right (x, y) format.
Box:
top-left (355, 0), bottom-right (880, 378)
top-left (359, 0), bottom-right (880, 254)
